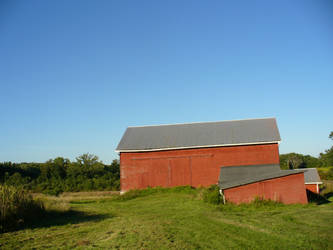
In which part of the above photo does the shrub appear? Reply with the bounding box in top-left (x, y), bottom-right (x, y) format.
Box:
top-left (250, 196), bottom-right (282, 207)
top-left (116, 189), bottom-right (143, 201)
top-left (202, 185), bottom-right (221, 205)
top-left (219, 196), bottom-right (285, 213)
top-left (0, 185), bottom-right (45, 232)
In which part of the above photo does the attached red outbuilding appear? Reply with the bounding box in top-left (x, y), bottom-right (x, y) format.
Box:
top-left (218, 164), bottom-right (308, 204)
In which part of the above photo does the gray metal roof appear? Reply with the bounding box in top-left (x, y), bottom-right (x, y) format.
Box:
top-left (116, 118), bottom-right (281, 152)
top-left (218, 164), bottom-right (305, 190)
top-left (293, 168), bottom-right (322, 184)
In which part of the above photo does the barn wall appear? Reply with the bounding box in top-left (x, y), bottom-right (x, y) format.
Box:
top-left (305, 184), bottom-right (319, 194)
top-left (223, 173), bottom-right (308, 204)
top-left (120, 143), bottom-right (280, 192)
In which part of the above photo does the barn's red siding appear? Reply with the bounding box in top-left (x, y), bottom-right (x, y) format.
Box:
top-left (223, 173), bottom-right (308, 204)
top-left (120, 143), bottom-right (279, 192)
top-left (305, 184), bottom-right (319, 194)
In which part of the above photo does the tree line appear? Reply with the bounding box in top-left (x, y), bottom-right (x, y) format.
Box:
top-left (0, 153), bottom-right (120, 195)
top-left (280, 131), bottom-right (333, 170)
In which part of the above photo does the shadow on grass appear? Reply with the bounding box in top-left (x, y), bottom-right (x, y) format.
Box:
top-left (307, 190), bottom-right (331, 205)
top-left (323, 192), bottom-right (333, 200)
top-left (8, 209), bottom-right (111, 233)
top-left (69, 200), bottom-right (97, 204)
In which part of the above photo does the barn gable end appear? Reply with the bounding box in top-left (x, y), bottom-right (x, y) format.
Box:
top-left (117, 118), bottom-right (282, 192)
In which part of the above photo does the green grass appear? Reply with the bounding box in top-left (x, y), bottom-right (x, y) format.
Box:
top-left (318, 166), bottom-right (333, 171)
top-left (321, 180), bottom-right (333, 198)
top-left (0, 188), bottom-right (333, 249)
top-left (318, 166), bottom-right (333, 180)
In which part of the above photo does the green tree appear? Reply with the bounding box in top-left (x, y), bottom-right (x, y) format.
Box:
top-left (317, 131), bottom-right (333, 167)
top-left (76, 153), bottom-right (100, 167)
top-left (319, 148), bottom-right (333, 167)
top-left (280, 153), bottom-right (323, 169)
top-left (280, 153), bottom-right (305, 169)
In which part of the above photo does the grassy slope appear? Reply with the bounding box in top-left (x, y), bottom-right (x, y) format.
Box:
top-left (0, 191), bottom-right (333, 249)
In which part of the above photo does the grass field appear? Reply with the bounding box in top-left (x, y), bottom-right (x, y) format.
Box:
top-left (0, 188), bottom-right (333, 249)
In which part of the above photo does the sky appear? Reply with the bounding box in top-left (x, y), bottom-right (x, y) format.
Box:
top-left (0, 0), bottom-right (332, 163)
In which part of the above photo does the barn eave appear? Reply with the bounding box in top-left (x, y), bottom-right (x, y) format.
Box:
top-left (115, 140), bottom-right (281, 153)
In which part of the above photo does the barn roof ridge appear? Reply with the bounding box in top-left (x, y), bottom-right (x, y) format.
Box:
top-left (127, 117), bottom-right (277, 128)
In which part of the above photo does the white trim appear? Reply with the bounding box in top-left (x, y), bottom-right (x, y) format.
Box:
top-left (115, 141), bottom-right (280, 153)
top-left (305, 182), bottom-right (323, 185)
top-left (219, 189), bottom-right (226, 204)
top-left (127, 117), bottom-right (277, 128)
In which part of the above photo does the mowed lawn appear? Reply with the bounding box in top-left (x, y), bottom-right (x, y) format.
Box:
top-left (1, 189), bottom-right (333, 249)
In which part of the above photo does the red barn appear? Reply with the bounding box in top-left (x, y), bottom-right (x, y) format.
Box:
top-left (116, 118), bottom-right (282, 193)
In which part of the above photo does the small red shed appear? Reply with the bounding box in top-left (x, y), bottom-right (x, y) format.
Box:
top-left (218, 164), bottom-right (308, 204)
top-left (116, 118), bottom-right (281, 193)
top-left (294, 168), bottom-right (322, 194)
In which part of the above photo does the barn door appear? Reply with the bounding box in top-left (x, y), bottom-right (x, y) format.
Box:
top-left (150, 158), bottom-right (169, 188)
top-left (190, 155), bottom-right (214, 186)
top-left (169, 157), bottom-right (191, 186)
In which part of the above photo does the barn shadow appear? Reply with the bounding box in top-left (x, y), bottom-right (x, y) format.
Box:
top-left (5, 209), bottom-right (111, 233)
top-left (306, 190), bottom-right (331, 205)
top-left (323, 192), bottom-right (333, 200)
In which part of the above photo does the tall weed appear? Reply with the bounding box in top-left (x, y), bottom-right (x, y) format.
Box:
top-left (0, 185), bottom-right (45, 232)
top-left (202, 185), bottom-right (221, 205)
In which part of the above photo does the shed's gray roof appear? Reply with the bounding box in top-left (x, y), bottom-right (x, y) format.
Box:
top-left (218, 164), bottom-right (305, 190)
top-left (293, 168), bottom-right (322, 184)
top-left (116, 118), bottom-right (281, 152)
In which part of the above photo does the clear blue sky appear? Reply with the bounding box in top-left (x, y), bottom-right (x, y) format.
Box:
top-left (0, 0), bottom-right (332, 163)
